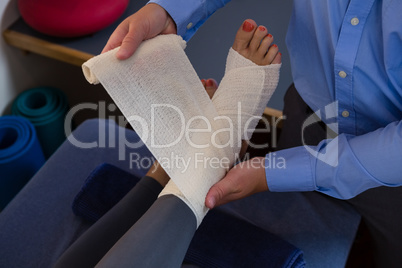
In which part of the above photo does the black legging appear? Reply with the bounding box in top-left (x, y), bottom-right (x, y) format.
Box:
top-left (54, 176), bottom-right (196, 267)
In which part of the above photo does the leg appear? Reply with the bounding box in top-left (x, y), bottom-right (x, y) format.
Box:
top-left (55, 81), bottom-right (220, 267)
top-left (54, 172), bottom-right (165, 268)
top-left (96, 19), bottom-right (281, 267)
top-left (96, 195), bottom-right (197, 267)
top-left (160, 19), bottom-right (282, 224)
top-left (348, 187), bottom-right (402, 267)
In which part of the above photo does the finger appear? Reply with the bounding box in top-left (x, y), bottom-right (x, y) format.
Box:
top-left (102, 22), bottom-right (129, 54)
top-left (115, 25), bottom-right (146, 60)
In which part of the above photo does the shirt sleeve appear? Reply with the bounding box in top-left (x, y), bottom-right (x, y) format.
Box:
top-left (266, 120), bottom-right (402, 199)
top-left (148, 0), bottom-right (231, 41)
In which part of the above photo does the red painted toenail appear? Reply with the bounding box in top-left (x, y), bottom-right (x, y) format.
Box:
top-left (267, 34), bottom-right (273, 38)
top-left (258, 26), bottom-right (266, 31)
top-left (243, 21), bottom-right (254, 32)
top-left (206, 79), bottom-right (214, 87)
top-left (273, 44), bottom-right (278, 48)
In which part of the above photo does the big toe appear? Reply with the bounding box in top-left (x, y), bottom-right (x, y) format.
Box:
top-left (232, 19), bottom-right (257, 51)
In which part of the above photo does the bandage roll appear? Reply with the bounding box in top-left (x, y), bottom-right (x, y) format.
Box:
top-left (12, 87), bottom-right (69, 158)
top-left (0, 116), bottom-right (45, 209)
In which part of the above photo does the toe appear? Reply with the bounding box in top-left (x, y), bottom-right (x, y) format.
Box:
top-left (271, 52), bottom-right (282, 64)
top-left (205, 78), bottom-right (218, 99)
top-left (206, 78), bottom-right (218, 89)
top-left (264, 44), bottom-right (279, 64)
top-left (249, 25), bottom-right (268, 52)
top-left (201, 79), bottom-right (207, 88)
top-left (232, 19), bottom-right (257, 51)
top-left (257, 33), bottom-right (274, 57)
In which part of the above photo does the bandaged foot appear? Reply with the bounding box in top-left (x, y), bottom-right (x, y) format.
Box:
top-left (214, 20), bottom-right (281, 141)
top-left (82, 19), bottom-right (281, 226)
top-left (160, 20), bottom-right (281, 225)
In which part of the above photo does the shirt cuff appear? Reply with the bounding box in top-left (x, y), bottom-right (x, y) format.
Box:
top-left (265, 147), bottom-right (317, 192)
top-left (148, 0), bottom-right (207, 41)
top-left (148, 0), bottom-right (230, 41)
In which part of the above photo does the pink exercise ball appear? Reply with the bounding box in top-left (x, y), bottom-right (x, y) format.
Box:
top-left (18, 0), bottom-right (129, 37)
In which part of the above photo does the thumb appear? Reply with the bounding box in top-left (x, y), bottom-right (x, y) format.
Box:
top-left (205, 177), bottom-right (237, 209)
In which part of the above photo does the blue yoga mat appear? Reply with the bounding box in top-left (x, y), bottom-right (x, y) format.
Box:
top-left (0, 116), bottom-right (45, 209)
top-left (12, 87), bottom-right (69, 158)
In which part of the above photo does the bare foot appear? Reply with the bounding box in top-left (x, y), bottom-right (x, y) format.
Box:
top-left (232, 19), bottom-right (281, 66)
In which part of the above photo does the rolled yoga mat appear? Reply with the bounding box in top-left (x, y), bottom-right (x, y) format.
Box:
top-left (0, 116), bottom-right (45, 209)
top-left (12, 87), bottom-right (69, 158)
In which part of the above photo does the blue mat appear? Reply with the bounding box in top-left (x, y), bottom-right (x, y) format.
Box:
top-left (0, 116), bottom-right (45, 209)
top-left (73, 163), bottom-right (305, 268)
top-left (11, 87), bottom-right (69, 158)
top-left (72, 163), bottom-right (142, 222)
top-left (185, 209), bottom-right (305, 268)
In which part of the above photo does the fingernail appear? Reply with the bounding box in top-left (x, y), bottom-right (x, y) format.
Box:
top-left (258, 26), bottom-right (266, 31)
top-left (206, 79), bottom-right (214, 87)
top-left (208, 197), bottom-right (216, 208)
top-left (243, 21), bottom-right (254, 32)
top-left (116, 48), bottom-right (127, 59)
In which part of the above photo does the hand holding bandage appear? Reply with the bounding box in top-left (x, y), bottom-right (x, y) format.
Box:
top-left (82, 34), bottom-right (280, 226)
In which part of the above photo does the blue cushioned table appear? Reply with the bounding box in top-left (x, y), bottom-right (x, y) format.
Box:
top-left (0, 119), bottom-right (360, 267)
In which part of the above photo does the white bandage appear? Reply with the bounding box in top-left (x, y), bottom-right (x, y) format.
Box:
top-left (82, 35), bottom-right (280, 226)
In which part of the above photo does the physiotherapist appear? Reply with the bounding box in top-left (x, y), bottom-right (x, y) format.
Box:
top-left (102, 1), bottom-right (402, 266)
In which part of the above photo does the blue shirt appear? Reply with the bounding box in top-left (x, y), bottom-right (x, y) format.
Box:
top-left (150, 0), bottom-right (402, 199)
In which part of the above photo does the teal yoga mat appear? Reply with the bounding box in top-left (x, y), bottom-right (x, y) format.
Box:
top-left (12, 87), bottom-right (69, 158)
top-left (0, 116), bottom-right (45, 209)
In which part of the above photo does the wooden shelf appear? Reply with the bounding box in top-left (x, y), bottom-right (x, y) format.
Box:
top-left (3, 29), bottom-right (93, 66)
top-left (264, 107), bottom-right (283, 121)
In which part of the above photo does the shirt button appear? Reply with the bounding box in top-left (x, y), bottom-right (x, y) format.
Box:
top-left (186, 22), bottom-right (193, 29)
top-left (342, 110), bottom-right (350, 118)
top-left (351, 17), bottom-right (359, 26)
top-left (338, 71), bottom-right (347, 78)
